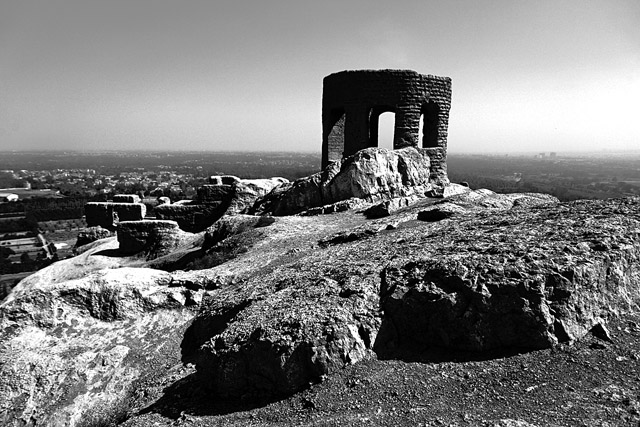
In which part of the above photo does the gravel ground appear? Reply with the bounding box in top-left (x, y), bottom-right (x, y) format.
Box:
top-left (119, 313), bottom-right (640, 427)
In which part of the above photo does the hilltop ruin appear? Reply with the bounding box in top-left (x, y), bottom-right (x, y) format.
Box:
top-left (322, 69), bottom-right (452, 182)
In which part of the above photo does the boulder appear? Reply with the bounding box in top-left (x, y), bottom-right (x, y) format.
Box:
top-left (188, 273), bottom-right (380, 398)
top-left (251, 147), bottom-right (434, 216)
top-left (364, 196), bottom-right (419, 219)
top-left (417, 202), bottom-right (467, 221)
top-left (0, 259), bottom-right (205, 427)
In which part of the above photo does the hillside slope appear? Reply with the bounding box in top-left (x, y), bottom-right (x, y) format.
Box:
top-left (1, 190), bottom-right (639, 426)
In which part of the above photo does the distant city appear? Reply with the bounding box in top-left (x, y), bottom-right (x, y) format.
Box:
top-left (1, 149), bottom-right (639, 295)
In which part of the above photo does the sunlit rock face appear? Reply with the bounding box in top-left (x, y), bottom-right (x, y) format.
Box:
top-left (0, 255), bottom-right (206, 427)
top-left (117, 219), bottom-right (195, 259)
top-left (251, 146), bottom-right (437, 216)
top-left (3, 161), bottom-right (640, 423)
top-left (188, 195), bottom-right (640, 399)
top-left (154, 177), bottom-right (288, 232)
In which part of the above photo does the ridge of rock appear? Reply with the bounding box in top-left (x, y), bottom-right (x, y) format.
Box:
top-left (2, 187), bottom-right (640, 425)
top-left (251, 146), bottom-right (437, 216)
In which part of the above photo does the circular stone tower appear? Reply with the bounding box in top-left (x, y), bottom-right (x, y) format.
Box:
top-left (321, 69), bottom-right (452, 180)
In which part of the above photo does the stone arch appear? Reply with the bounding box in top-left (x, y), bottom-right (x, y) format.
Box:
top-left (324, 107), bottom-right (346, 164)
top-left (321, 69), bottom-right (451, 172)
top-left (421, 101), bottom-right (440, 148)
top-left (369, 105), bottom-right (396, 150)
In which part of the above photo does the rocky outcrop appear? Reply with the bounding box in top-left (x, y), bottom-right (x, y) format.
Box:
top-left (3, 188), bottom-right (640, 424)
top-left (202, 214), bottom-right (275, 249)
top-left (375, 197), bottom-right (640, 356)
top-left (188, 196), bottom-right (640, 400)
top-left (228, 177), bottom-right (289, 214)
top-left (364, 196), bottom-right (420, 219)
top-left (154, 203), bottom-right (225, 232)
top-left (75, 225), bottom-right (113, 249)
top-left (0, 245), bottom-right (207, 427)
top-left (188, 272), bottom-right (380, 398)
top-left (85, 202), bottom-right (147, 229)
top-left (154, 178), bottom-right (288, 232)
top-left (414, 190), bottom-right (558, 222)
top-left (251, 147), bottom-right (436, 216)
top-left (117, 220), bottom-right (198, 259)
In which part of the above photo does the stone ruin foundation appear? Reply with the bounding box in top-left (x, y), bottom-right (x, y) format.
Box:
top-left (322, 69), bottom-right (452, 182)
top-left (85, 201), bottom-right (146, 230)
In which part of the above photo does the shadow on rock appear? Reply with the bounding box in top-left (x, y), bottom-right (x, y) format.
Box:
top-left (137, 373), bottom-right (284, 419)
top-left (92, 248), bottom-right (130, 258)
top-left (374, 328), bottom-right (529, 364)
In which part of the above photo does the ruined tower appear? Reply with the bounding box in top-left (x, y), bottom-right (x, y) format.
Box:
top-left (321, 69), bottom-right (452, 180)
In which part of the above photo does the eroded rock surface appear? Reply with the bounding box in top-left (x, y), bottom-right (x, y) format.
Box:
top-left (189, 196), bottom-right (640, 400)
top-left (85, 202), bottom-right (147, 229)
top-left (117, 220), bottom-right (198, 259)
top-left (186, 268), bottom-right (380, 398)
top-left (0, 243), bottom-right (208, 427)
top-left (74, 225), bottom-right (113, 249)
top-left (251, 147), bottom-right (437, 216)
top-left (376, 198), bottom-right (640, 355)
top-left (154, 178), bottom-right (288, 232)
top-left (2, 191), bottom-right (640, 425)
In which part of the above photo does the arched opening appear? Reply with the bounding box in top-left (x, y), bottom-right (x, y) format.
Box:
top-left (326, 108), bottom-right (346, 162)
top-left (377, 111), bottom-right (395, 151)
top-left (421, 101), bottom-right (440, 148)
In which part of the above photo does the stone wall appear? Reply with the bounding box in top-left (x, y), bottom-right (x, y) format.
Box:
top-left (116, 220), bottom-right (192, 258)
top-left (155, 177), bottom-right (288, 232)
top-left (112, 194), bottom-right (141, 203)
top-left (322, 69), bottom-right (451, 182)
top-left (154, 204), bottom-right (225, 233)
top-left (197, 185), bottom-right (234, 204)
top-left (84, 202), bottom-right (146, 229)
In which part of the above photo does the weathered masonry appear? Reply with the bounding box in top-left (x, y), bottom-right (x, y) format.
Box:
top-left (321, 69), bottom-right (452, 178)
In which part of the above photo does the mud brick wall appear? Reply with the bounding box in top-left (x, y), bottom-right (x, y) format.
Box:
top-left (84, 202), bottom-right (147, 229)
top-left (117, 220), bottom-right (183, 256)
top-left (154, 203), bottom-right (226, 232)
top-left (112, 194), bottom-right (141, 203)
top-left (322, 69), bottom-right (452, 180)
top-left (196, 185), bottom-right (234, 204)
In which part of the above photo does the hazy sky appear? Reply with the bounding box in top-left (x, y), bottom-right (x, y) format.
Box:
top-left (1, 0), bottom-right (639, 153)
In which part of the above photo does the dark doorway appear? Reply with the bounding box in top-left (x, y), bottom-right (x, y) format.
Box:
top-left (421, 101), bottom-right (440, 148)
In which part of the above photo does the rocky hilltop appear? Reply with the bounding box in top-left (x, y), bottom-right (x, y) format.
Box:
top-left (1, 147), bottom-right (639, 426)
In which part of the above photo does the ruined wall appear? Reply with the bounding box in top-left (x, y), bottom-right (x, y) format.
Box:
top-left (154, 204), bottom-right (225, 232)
top-left (112, 194), bottom-right (141, 203)
top-left (85, 202), bottom-right (146, 229)
top-left (117, 220), bottom-right (191, 258)
top-left (322, 69), bottom-right (451, 182)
